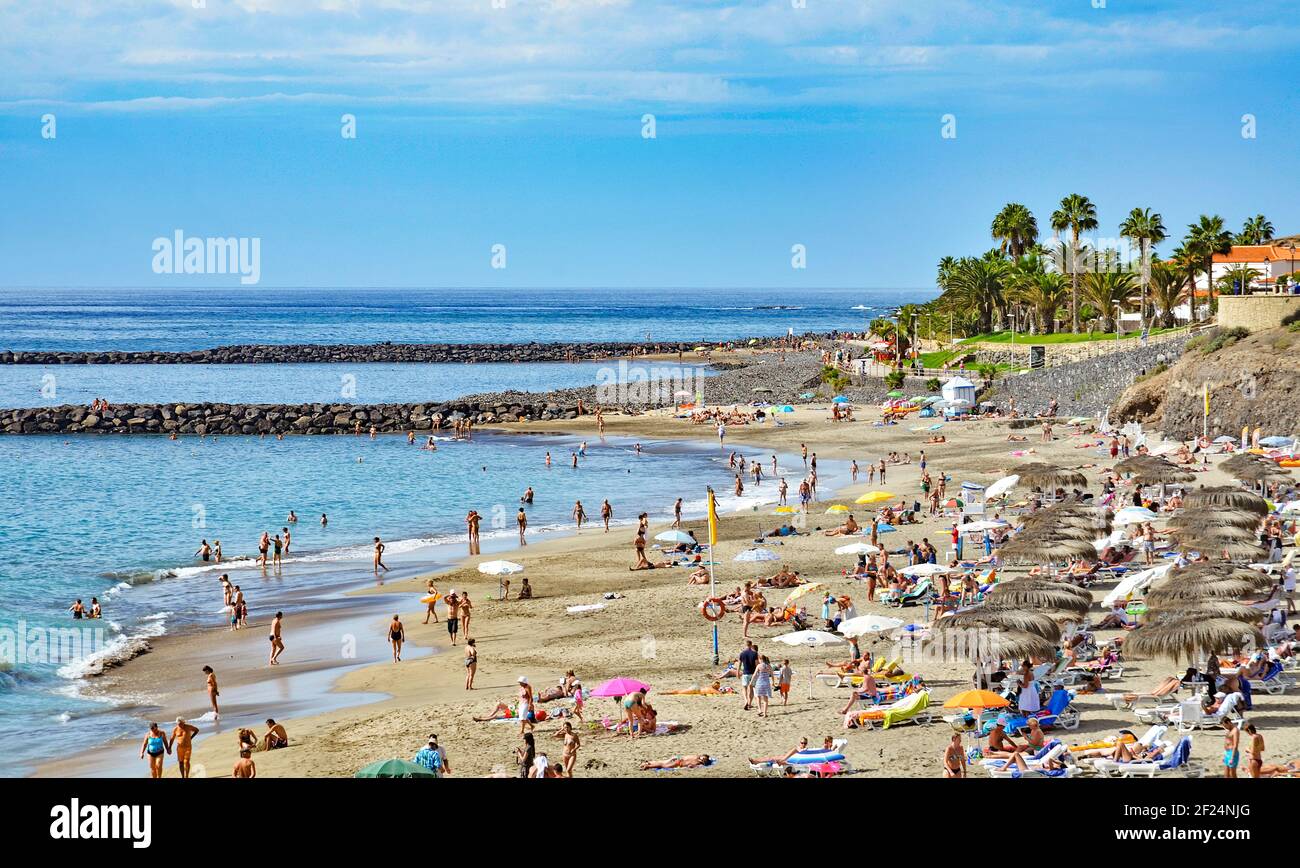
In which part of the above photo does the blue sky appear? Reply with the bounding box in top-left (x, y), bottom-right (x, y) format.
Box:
top-left (0, 0), bottom-right (1296, 289)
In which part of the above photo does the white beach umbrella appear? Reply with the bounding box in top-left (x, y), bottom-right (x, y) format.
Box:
top-left (1113, 507), bottom-right (1159, 527)
top-left (654, 530), bottom-right (696, 544)
top-left (478, 560), bottom-right (524, 575)
top-left (733, 547), bottom-right (780, 563)
top-left (1279, 501), bottom-right (1300, 515)
top-left (837, 615), bottom-right (904, 638)
top-left (773, 629), bottom-right (846, 698)
top-left (834, 541), bottom-right (881, 556)
top-left (958, 519), bottom-right (1008, 533)
top-left (899, 563), bottom-right (952, 578)
top-left (985, 475), bottom-right (1019, 499)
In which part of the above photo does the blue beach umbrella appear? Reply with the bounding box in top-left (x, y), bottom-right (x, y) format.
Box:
top-left (779, 405), bottom-right (795, 413)
top-left (873, 523), bottom-right (897, 533)
top-left (799, 392), bottom-right (816, 399)
top-left (832, 396), bottom-right (850, 404)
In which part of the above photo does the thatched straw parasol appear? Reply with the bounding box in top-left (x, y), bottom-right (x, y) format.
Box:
top-left (986, 582), bottom-right (1092, 616)
top-left (1224, 455), bottom-right (1294, 484)
top-left (942, 607), bottom-right (1062, 642)
top-left (1012, 462), bottom-right (1089, 490)
top-left (998, 535), bottom-right (1099, 563)
top-left (1165, 509), bottom-right (1262, 532)
top-left (1150, 600), bottom-right (1264, 624)
top-left (1167, 524), bottom-right (1258, 544)
top-left (1112, 456), bottom-right (1197, 485)
top-left (1143, 578), bottom-right (1263, 607)
top-left (1153, 564), bottom-right (1274, 590)
top-left (1126, 618), bottom-right (1264, 662)
top-left (929, 622), bottom-right (1058, 663)
top-left (1183, 486), bottom-right (1269, 515)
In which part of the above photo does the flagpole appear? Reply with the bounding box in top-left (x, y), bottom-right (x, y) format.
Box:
top-left (707, 486), bottom-right (719, 665)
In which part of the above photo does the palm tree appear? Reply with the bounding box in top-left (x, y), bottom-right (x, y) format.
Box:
top-left (1216, 265), bottom-right (1262, 296)
top-left (1050, 194), bottom-right (1099, 333)
top-left (936, 256), bottom-right (957, 289)
top-left (1148, 261), bottom-right (1186, 328)
top-left (1010, 270), bottom-right (1070, 334)
top-left (1236, 214), bottom-right (1275, 245)
top-left (1118, 207), bottom-right (1167, 328)
top-left (1080, 270), bottom-right (1137, 332)
top-left (1169, 245), bottom-right (1202, 325)
top-left (943, 257), bottom-right (1009, 335)
top-left (991, 203), bottom-right (1039, 259)
top-left (1183, 215), bottom-right (1233, 321)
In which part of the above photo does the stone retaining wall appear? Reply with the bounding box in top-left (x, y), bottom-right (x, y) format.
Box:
top-left (1217, 295), bottom-right (1300, 331)
top-left (980, 334), bottom-right (1192, 417)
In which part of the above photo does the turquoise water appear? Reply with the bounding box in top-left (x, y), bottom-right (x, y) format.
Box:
top-left (0, 360), bottom-right (712, 408)
top-left (0, 430), bottom-right (829, 775)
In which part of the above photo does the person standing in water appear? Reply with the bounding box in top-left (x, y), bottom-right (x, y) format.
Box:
top-left (373, 536), bottom-right (390, 573)
top-left (673, 497), bottom-right (683, 528)
top-left (320, 513), bottom-right (328, 527)
top-left (466, 510), bottom-right (481, 555)
top-left (600, 499), bottom-right (613, 533)
top-left (517, 507), bottom-right (528, 545)
top-left (257, 531), bottom-right (270, 569)
top-left (282, 526), bottom-right (291, 554)
top-left (572, 500), bottom-right (587, 531)
top-left (171, 718), bottom-right (200, 779)
top-left (195, 539), bottom-right (212, 562)
top-left (272, 533), bottom-right (283, 569)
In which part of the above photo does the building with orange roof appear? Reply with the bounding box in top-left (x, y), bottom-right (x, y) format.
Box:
top-left (1198, 238), bottom-right (1300, 292)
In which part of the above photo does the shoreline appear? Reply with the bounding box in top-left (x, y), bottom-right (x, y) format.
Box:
top-left (32, 426), bottom-right (828, 777)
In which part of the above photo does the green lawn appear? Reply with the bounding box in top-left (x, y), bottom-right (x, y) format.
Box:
top-left (963, 326), bottom-right (1186, 345)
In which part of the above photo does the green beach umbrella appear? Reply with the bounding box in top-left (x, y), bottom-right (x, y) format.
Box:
top-left (887, 390), bottom-right (904, 398)
top-left (355, 758), bottom-right (438, 778)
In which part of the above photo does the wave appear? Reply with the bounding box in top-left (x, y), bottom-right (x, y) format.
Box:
top-left (56, 613), bottom-right (168, 680)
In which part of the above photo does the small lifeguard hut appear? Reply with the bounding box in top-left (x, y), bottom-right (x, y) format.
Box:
top-left (941, 376), bottom-right (976, 407)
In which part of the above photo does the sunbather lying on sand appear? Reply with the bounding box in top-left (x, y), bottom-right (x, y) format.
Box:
top-left (641, 754), bottom-right (711, 770)
top-left (474, 701), bottom-right (551, 723)
top-left (662, 681), bottom-right (736, 695)
top-left (1259, 759), bottom-right (1300, 777)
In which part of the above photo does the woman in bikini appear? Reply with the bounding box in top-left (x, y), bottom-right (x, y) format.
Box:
top-left (464, 639), bottom-right (477, 690)
top-left (388, 614), bottom-right (405, 663)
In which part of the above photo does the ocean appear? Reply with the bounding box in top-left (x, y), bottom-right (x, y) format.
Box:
top-left (0, 286), bottom-right (914, 775)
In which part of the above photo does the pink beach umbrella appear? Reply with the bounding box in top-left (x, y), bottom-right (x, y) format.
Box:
top-left (811, 761), bottom-right (842, 777)
top-left (590, 677), bottom-right (651, 698)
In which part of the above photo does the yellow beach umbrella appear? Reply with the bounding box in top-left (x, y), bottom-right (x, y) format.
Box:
top-left (855, 491), bottom-right (894, 504)
top-left (943, 689), bottom-right (1010, 710)
top-left (825, 505), bottom-right (850, 514)
top-left (784, 582), bottom-right (828, 607)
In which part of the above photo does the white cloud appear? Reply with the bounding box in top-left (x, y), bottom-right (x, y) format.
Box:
top-left (0, 0), bottom-right (1293, 114)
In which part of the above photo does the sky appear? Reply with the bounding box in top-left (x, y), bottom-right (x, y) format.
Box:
top-left (0, 0), bottom-right (1297, 289)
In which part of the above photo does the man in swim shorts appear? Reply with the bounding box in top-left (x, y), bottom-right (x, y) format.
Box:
top-left (262, 718), bottom-right (289, 751)
top-left (444, 591), bottom-right (460, 645)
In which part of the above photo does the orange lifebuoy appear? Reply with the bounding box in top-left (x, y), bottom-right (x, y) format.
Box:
top-left (700, 598), bottom-right (727, 622)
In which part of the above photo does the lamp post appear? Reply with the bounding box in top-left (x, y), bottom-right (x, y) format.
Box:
top-left (1286, 243), bottom-right (1296, 294)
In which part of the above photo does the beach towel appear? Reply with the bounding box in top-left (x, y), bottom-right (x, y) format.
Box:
top-left (881, 691), bottom-right (930, 729)
top-left (566, 604), bottom-right (605, 614)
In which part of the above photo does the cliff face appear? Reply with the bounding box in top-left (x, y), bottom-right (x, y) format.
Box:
top-left (1112, 326), bottom-right (1300, 439)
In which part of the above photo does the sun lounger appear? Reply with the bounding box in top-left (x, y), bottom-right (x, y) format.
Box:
top-left (1247, 661), bottom-right (1295, 696)
top-left (985, 742), bottom-right (1074, 778)
top-left (1099, 736), bottom-right (1196, 778)
top-left (1110, 676), bottom-right (1183, 711)
top-left (844, 690), bottom-right (932, 730)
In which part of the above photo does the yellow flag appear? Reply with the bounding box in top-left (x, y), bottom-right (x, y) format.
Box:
top-left (706, 487), bottom-right (719, 546)
top-left (1203, 383), bottom-right (1209, 416)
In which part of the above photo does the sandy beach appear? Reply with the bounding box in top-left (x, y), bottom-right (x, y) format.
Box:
top-left (42, 402), bottom-right (1298, 780)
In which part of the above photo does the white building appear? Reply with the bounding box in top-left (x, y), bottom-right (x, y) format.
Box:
top-left (1196, 240), bottom-right (1300, 292)
top-left (941, 376), bottom-right (976, 406)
